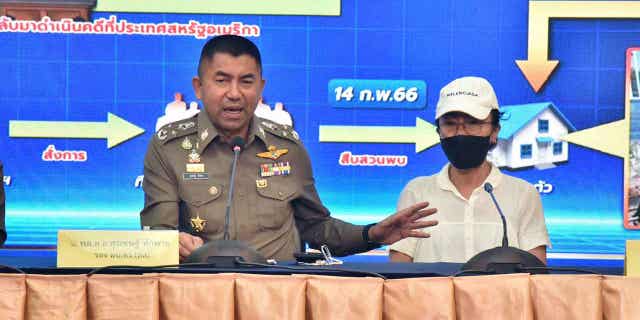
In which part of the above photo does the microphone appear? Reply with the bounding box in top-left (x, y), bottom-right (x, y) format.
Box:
top-left (484, 183), bottom-right (508, 248)
top-left (224, 136), bottom-right (244, 240)
top-left (185, 136), bottom-right (266, 267)
top-left (459, 182), bottom-right (546, 275)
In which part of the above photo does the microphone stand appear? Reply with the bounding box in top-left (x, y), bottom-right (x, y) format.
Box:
top-left (460, 183), bottom-right (546, 275)
top-left (223, 143), bottom-right (241, 240)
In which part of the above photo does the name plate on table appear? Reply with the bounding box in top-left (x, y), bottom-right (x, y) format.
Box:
top-left (57, 230), bottom-right (179, 268)
top-left (625, 240), bottom-right (640, 276)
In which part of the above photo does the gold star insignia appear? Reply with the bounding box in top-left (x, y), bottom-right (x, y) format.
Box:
top-left (190, 214), bottom-right (207, 233)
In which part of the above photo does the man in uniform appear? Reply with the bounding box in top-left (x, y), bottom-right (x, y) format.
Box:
top-left (141, 35), bottom-right (438, 261)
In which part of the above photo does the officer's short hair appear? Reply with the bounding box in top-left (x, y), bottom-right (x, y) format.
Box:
top-left (197, 35), bottom-right (262, 77)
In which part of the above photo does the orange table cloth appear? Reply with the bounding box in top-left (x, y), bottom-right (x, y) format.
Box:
top-left (0, 273), bottom-right (638, 319)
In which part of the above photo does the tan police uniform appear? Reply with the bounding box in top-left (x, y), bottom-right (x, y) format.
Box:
top-left (141, 111), bottom-right (375, 261)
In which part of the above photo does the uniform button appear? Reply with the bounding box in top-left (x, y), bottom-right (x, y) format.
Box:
top-left (208, 186), bottom-right (218, 195)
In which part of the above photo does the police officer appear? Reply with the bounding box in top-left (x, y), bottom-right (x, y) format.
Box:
top-left (141, 35), bottom-right (438, 261)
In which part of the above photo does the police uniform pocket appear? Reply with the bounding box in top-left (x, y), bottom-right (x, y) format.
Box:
top-left (180, 183), bottom-right (224, 207)
top-left (179, 182), bottom-right (224, 234)
top-left (255, 179), bottom-right (296, 229)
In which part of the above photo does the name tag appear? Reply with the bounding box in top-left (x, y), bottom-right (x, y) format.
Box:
top-left (626, 240), bottom-right (640, 276)
top-left (57, 230), bottom-right (179, 267)
top-left (183, 172), bottom-right (209, 180)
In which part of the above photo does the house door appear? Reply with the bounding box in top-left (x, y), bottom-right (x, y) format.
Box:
top-left (538, 143), bottom-right (549, 162)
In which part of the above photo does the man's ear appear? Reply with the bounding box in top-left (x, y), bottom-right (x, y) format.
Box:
top-left (258, 78), bottom-right (266, 96)
top-left (192, 76), bottom-right (202, 100)
top-left (490, 125), bottom-right (500, 144)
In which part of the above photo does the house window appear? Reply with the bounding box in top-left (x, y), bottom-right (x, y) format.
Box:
top-left (538, 119), bottom-right (549, 133)
top-left (553, 142), bottom-right (563, 155)
top-left (520, 144), bottom-right (532, 159)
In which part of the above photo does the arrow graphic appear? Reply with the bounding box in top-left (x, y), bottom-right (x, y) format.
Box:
top-left (560, 119), bottom-right (629, 158)
top-left (517, 1), bottom-right (640, 92)
top-left (9, 113), bottom-right (145, 148)
top-left (318, 117), bottom-right (440, 153)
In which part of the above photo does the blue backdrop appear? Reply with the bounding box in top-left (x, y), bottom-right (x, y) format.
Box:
top-left (1, 0), bottom-right (639, 255)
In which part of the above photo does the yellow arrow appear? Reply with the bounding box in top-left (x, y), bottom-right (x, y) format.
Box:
top-left (517, 1), bottom-right (640, 92)
top-left (9, 113), bottom-right (145, 149)
top-left (318, 117), bottom-right (440, 153)
top-left (560, 119), bottom-right (629, 158)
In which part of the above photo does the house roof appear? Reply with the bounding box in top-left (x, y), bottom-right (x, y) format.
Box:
top-left (498, 102), bottom-right (576, 139)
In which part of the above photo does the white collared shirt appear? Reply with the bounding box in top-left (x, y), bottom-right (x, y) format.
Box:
top-left (389, 163), bottom-right (551, 263)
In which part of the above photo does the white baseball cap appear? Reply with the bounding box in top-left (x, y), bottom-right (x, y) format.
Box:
top-left (435, 76), bottom-right (499, 120)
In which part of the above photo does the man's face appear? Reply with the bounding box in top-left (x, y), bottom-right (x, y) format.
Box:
top-left (437, 112), bottom-right (499, 143)
top-left (193, 53), bottom-right (265, 139)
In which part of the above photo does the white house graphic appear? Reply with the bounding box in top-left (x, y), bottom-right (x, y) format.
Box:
top-left (487, 102), bottom-right (575, 170)
top-left (155, 93), bottom-right (200, 132)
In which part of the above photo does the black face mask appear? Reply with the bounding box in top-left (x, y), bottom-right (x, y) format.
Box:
top-left (440, 135), bottom-right (493, 169)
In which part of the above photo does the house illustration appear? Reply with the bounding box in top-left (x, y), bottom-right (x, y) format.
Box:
top-left (487, 102), bottom-right (576, 170)
top-left (155, 93), bottom-right (200, 132)
top-left (255, 99), bottom-right (293, 127)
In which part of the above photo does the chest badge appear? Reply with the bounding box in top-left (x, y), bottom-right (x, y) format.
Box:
top-left (186, 149), bottom-right (205, 173)
top-left (181, 137), bottom-right (193, 150)
top-left (260, 162), bottom-right (291, 177)
top-left (256, 179), bottom-right (268, 188)
top-left (188, 149), bottom-right (201, 163)
top-left (190, 214), bottom-right (207, 233)
top-left (257, 145), bottom-right (288, 160)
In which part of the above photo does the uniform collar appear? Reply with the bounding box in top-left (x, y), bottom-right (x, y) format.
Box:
top-left (196, 111), bottom-right (270, 154)
top-left (436, 162), bottom-right (503, 193)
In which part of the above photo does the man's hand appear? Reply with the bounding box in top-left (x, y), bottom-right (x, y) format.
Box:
top-left (179, 232), bottom-right (204, 261)
top-left (368, 202), bottom-right (438, 244)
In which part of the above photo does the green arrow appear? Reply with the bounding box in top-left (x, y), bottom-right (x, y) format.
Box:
top-left (9, 113), bottom-right (145, 148)
top-left (318, 117), bottom-right (440, 153)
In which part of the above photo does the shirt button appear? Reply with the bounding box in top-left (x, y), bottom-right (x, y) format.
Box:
top-left (208, 186), bottom-right (218, 196)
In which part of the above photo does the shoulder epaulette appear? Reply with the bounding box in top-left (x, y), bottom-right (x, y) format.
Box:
top-left (259, 119), bottom-right (300, 143)
top-left (155, 116), bottom-right (198, 145)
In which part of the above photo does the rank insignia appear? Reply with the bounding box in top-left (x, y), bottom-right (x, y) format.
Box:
top-left (177, 121), bottom-right (195, 131)
top-left (157, 129), bottom-right (168, 140)
top-left (188, 149), bottom-right (201, 163)
top-left (201, 128), bottom-right (209, 141)
top-left (190, 214), bottom-right (207, 233)
top-left (260, 161), bottom-right (291, 177)
top-left (256, 179), bottom-right (268, 188)
top-left (181, 137), bottom-right (193, 150)
top-left (257, 145), bottom-right (288, 160)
